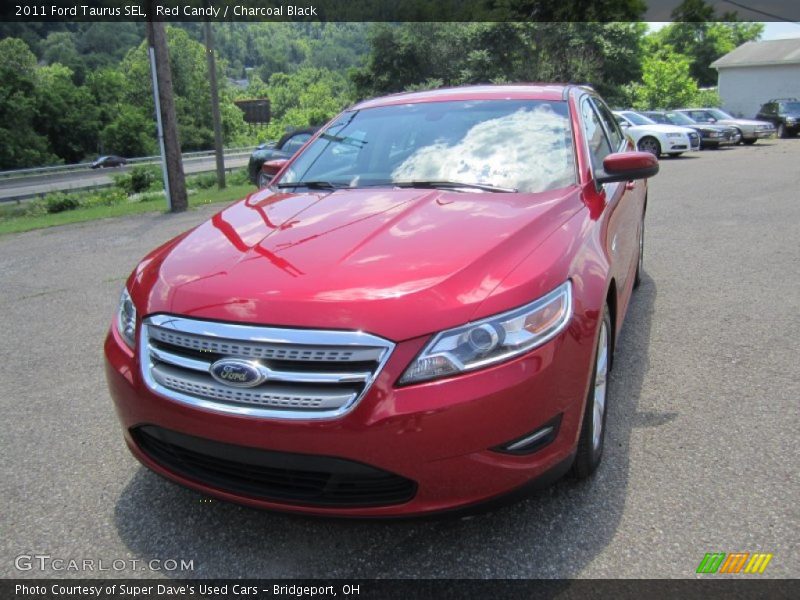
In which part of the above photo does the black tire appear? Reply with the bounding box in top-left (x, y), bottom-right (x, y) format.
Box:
top-left (734, 128), bottom-right (744, 145)
top-left (257, 171), bottom-right (272, 188)
top-left (634, 213), bottom-right (644, 289)
top-left (743, 138), bottom-right (757, 145)
top-left (572, 306), bottom-right (612, 479)
top-left (637, 136), bottom-right (661, 157)
top-left (777, 123), bottom-right (786, 138)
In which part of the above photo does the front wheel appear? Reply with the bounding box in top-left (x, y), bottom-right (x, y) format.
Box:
top-left (637, 136), bottom-right (661, 157)
top-left (572, 307), bottom-right (612, 479)
top-left (777, 123), bottom-right (786, 138)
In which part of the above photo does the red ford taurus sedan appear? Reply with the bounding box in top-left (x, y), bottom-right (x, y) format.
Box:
top-left (105, 85), bottom-right (657, 516)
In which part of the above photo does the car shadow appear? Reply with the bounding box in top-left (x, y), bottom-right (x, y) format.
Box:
top-left (661, 154), bottom-right (700, 159)
top-left (113, 273), bottom-right (661, 579)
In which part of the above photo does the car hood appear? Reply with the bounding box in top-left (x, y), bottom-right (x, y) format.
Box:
top-left (629, 124), bottom-right (693, 135)
top-left (693, 124), bottom-right (730, 132)
top-left (721, 118), bottom-right (772, 127)
top-left (133, 186), bottom-right (582, 340)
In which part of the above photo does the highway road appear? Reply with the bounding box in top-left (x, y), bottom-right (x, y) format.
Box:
top-left (0, 154), bottom-right (250, 202)
top-left (1, 140), bottom-right (798, 579)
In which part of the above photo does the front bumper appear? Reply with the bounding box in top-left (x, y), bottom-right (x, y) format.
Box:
top-left (749, 129), bottom-right (776, 139)
top-left (105, 315), bottom-right (594, 517)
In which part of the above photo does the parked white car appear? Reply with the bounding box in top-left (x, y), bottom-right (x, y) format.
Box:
top-left (613, 110), bottom-right (700, 157)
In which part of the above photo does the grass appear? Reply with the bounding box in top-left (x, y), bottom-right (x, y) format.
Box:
top-left (0, 184), bottom-right (254, 236)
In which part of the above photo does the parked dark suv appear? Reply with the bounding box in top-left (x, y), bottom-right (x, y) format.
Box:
top-left (756, 98), bottom-right (800, 138)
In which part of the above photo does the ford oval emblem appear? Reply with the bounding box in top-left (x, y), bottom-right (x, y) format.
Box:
top-left (209, 359), bottom-right (267, 388)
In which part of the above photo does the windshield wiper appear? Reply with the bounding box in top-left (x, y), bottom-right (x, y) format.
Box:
top-left (276, 181), bottom-right (347, 190)
top-left (391, 180), bottom-right (518, 193)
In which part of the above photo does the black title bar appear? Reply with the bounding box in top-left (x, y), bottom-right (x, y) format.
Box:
top-left (3, 0), bottom-right (800, 22)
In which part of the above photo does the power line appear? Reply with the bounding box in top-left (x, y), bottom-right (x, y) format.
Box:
top-left (721, 0), bottom-right (799, 23)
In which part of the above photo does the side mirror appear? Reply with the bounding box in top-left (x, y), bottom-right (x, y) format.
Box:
top-left (262, 158), bottom-right (288, 178)
top-left (596, 151), bottom-right (659, 184)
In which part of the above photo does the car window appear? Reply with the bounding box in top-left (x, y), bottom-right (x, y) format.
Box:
top-left (708, 108), bottom-right (734, 120)
top-left (621, 111), bottom-right (657, 126)
top-left (281, 100), bottom-right (576, 193)
top-left (281, 133), bottom-right (312, 154)
top-left (581, 98), bottom-right (612, 170)
top-left (645, 113), bottom-right (668, 124)
top-left (592, 99), bottom-right (625, 150)
top-left (686, 110), bottom-right (712, 123)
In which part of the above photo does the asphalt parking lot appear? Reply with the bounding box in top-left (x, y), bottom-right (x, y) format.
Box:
top-left (1, 139), bottom-right (798, 579)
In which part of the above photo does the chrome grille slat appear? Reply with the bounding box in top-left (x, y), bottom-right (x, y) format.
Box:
top-left (151, 365), bottom-right (356, 410)
top-left (149, 326), bottom-right (385, 362)
top-left (149, 345), bottom-right (372, 383)
top-left (141, 315), bottom-right (395, 420)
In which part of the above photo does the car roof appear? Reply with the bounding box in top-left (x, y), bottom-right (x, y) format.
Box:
top-left (351, 84), bottom-right (572, 110)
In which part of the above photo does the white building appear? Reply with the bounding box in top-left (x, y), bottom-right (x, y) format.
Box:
top-left (711, 38), bottom-right (800, 118)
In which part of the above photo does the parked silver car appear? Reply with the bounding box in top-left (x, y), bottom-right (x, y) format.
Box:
top-left (675, 108), bottom-right (775, 145)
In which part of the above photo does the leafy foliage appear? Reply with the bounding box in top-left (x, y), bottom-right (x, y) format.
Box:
top-left (44, 193), bottom-right (81, 213)
top-left (114, 165), bottom-right (162, 195)
top-left (351, 23), bottom-right (647, 106)
top-left (0, 7), bottom-right (763, 170)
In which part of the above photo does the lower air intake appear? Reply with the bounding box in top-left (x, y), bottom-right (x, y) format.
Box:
top-left (132, 426), bottom-right (417, 508)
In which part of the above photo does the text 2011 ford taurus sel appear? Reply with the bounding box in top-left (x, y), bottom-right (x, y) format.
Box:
top-left (105, 85), bottom-right (657, 517)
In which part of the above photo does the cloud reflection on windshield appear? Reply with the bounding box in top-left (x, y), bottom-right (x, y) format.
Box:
top-left (391, 107), bottom-right (574, 193)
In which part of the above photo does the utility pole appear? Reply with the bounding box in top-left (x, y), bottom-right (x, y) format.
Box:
top-left (146, 16), bottom-right (188, 212)
top-left (204, 11), bottom-right (225, 189)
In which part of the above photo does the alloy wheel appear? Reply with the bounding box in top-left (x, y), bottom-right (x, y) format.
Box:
top-left (638, 137), bottom-right (660, 156)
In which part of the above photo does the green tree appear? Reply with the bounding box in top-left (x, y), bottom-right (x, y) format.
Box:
top-left (352, 23), bottom-right (646, 105)
top-left (627, 47), bottom-right (699, 110)
top-left (41, 32), bottom-right (86, 84)
top-left (100, 105), bottom-right (157, 158)
top-left (119, 26), bottom-right (246, 152)
top-left (34, 63), bottom-right (101, 162)
top-left (653, 0), bottom-right (763, 86)
top-left (0, 37), bottom-right (55, 168)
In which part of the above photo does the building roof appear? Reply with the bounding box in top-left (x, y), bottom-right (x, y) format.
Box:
top-left (711, 38), bottom-right (800, 69)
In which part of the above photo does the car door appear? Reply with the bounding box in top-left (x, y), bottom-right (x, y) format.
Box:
top-left (583, 96), bottom-right (641, 297)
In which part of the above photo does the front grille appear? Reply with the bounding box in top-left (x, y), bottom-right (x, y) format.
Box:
top-left (141, 315), bottom-right (394, 419)
top-left (132, 426), bottom-right (417, 507)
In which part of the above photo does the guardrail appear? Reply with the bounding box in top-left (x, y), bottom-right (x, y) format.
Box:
top-left (0, 147), bottom-right (255, 180)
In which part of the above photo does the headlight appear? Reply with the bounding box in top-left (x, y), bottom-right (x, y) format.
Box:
top-left (666, 132), bottom-right (684, 138)
top-left (116, 288), bottom-right (137, 348)
top-left (399, 281), bottom-right (572, 385)
top-left (786, 117), bottom-right (796, 124)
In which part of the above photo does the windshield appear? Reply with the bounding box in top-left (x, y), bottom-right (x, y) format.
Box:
top-left (621, 112), bottom-right (656, 126)
top-left (781, 102), bottom-right (800, 112)
top-left (278, 100), bottom-right (576, 193)
top-left (708, 108), bottom-right (734, 120)
top-left (664, 112), bottom-right (695, 126)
